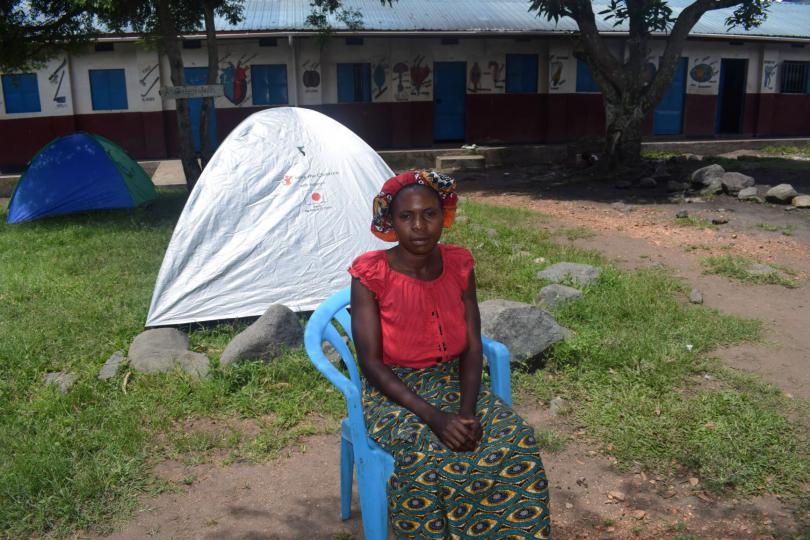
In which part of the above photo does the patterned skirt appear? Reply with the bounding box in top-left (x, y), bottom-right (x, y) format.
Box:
top-left (363, 359), bottom-right (551, 539)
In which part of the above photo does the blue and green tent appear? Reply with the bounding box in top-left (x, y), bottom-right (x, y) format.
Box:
top-left (7, 132), bottom-right (158, 224)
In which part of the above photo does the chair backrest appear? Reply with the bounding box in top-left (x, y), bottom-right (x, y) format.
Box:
top-left (303, 287), bottom-right (363, 398)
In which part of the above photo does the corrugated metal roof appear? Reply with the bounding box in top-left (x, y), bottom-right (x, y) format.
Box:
top-left (213, 0), bottom-right (810, 39)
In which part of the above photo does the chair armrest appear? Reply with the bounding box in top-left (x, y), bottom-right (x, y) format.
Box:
top-left (482, 336), bottom-right (512, 406)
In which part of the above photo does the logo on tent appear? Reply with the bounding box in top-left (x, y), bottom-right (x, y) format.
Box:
top-left (310, 192), bottom-right (324, 204)
top-left (282, 175), bottom-right (294, 186)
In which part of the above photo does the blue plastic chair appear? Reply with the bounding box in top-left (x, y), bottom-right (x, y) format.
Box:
top-left (303, 286), bottom-right (513, 540)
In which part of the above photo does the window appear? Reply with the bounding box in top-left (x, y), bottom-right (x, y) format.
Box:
top-left (258, 37), bottom-right (277, 47)
top-left (506, 54), bottom-right (538, 93)
top-left (345, 37), bottom-right (364, 46)
top-left (2, 73), bottom-right (41, 114)
top-left (576, 60), bottom-right (600, 92)
top-left (251, 64), bottom-right (288, 105)
top-left (182, 40), bottom-right (202, 49)
top-left (89, 69), bottom-right (128, 110)
top-left (781, 61), bottom-right (809, 93)
top-left (337, 63), bottom-right (371, 103)
top-left (94, 43), bottom-right (114, 52)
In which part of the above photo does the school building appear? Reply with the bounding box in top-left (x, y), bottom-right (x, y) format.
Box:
top-left (1, 0), bottom-right (810, 170)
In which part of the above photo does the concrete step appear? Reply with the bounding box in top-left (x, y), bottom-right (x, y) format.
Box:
top-left (436, 154), bottom-right (486, 172)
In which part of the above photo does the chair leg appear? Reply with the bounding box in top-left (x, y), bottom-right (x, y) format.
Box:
top-left (358, 473), bottom-right (390, 540)
top-left (340, 435), bottom-right (354, 521)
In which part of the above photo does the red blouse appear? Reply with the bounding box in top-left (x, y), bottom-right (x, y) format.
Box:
top-left (349, 244), bottom-right (475, 369)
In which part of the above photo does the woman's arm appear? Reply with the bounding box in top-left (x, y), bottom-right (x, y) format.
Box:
top-left (351, 278), bottom-right (475, 451)
top-left (458, 270), bottom-right (484, 443)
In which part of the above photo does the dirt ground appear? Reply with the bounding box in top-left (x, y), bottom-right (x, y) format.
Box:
top-left (94, 157), bottom-right (809, 539)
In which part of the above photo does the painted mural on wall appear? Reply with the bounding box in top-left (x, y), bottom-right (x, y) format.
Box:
top-left (139, 64), bottom-right (159, 102)
top-left (468, 59), bottom-right (506, 93)
top-left (372, 60), bottom-right (389, 101)
top-left (219, 53), bottom-right (256, 106)
top-left (688, 56), bottom-right (719, 91)
top-left (48, 59), bottom-right (68, 107)
top-left (392, 60), bottom-right (410, 100)
top-left (302, 60), bottom-right (321, 93)
top-left (762, 59), bottom-right (778, 91)
top-left (410, 55), bottom-right (431, 97)
top-left (549, 54), bottom-right (568, 90)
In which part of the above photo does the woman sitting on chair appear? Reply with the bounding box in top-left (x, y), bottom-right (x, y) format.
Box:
top-left (349, 170), bottom-right (551, 539)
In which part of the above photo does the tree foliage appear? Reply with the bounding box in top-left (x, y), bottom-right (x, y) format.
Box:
top-left (0, 0), bottom-right (99, 72)
top-left (528, 0), bottom-right (771, 168)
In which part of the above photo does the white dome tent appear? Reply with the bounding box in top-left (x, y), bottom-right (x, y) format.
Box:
top-left (146, 107), bottom-right (391, 327)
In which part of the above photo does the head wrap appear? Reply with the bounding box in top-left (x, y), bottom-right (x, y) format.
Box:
top-left (371, 170), bottom-right (458, 242)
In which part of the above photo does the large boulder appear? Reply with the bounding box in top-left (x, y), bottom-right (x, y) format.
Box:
top-left (128, 328), bottom-right (209, 378)
top-left (766, 184), bottom-right (798, 203)
top-left (721, 172), bottom-right (755, 195)
top-left (737, 187), bottom-right (760, 201)
top-left (536, 284), bottom-right (583, 308)
top-left (690, 164), bottom-right (725, 186)
top-left (700, 178), bottom-right (723, 196)
top-left (537, 262), bottom-right (601, 286)
top-left (792, 195), bottom-right (810, 208)
top-left (479, 299), bottom-right (570, 363)
top-left (220, 304), bottom-right (303, 367)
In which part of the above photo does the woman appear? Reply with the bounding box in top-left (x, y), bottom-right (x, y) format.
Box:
top-left (350, 170), bottom-right (551, 539)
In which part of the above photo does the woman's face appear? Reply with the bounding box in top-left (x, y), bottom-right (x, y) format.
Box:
top-left (390, 185), bottom-right (444, 255)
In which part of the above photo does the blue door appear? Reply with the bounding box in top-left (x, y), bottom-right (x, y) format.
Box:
top-left (184, 67), bottom-right (217, 152)
top-left (434, 62), bottom-right (466, 141)
top-left (654, 58), bottom-right (687, 135)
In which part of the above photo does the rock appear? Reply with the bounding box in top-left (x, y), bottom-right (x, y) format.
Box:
top-left (792, 195), bottom-right (810, 208)
top-left (689, 477), bottom-right (700, 487)
top-left (322, 336), bottom-right (351, 366)
top-left (639, 177), bottom-right (657, 188)
top-left (98, 350), bottom-right (125, 380)
top-left (478, 299), bottom-right (570, 363)
top-left (608, 490), bottom-right (627, 502)
top-left (537, 262), bottom-right (601, 286)
top-left (700, 178), bottom-right (723, 196)
top-left (533, 257), bottom-right (547, 265)
top-left (765, 184), bottom-right (798, 203)
top-left (454, 215), bottom-right (468, 224)
top-left (486, 228), bottom-right (497, 238)
top-left (631, 510), bottom-right (647, 520)
top-left (536, 284), bottom-right (583, 308)
top-left (737, 186), bottom-right (759, 200)
top-left (667, 180), bottom-right (689, 192)
top-left (615, 180), bottom-right (632, 189)
top-left (720, 172), bottom-right (755, 195)
top-left (176, 351), bottom-right (210, 378)
top-left (549, 396), bottom-right (566, 416)
top-left (652, 162), bottom-right (670, 179)
top-left (690, 164), bottom-right (725, 186)
top-left (128, 328), bottom-right (209, 377)
top-left (675, 210), bottom-right (689, 219)
top-left (43, 371), bottom-right (77, 393)
top-left (711, 217), bottom-right (728, 225)
top-left (689, 288), bottom-right (704, 304)
top-left (220, 305), bottom-right (303, 367)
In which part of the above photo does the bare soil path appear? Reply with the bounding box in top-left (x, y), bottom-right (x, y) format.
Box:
top-left (97, 161), bottom-right (808, 539)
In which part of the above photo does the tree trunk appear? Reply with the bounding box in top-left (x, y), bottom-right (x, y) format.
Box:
top-left (602, 97), bottom-right (645, 172)
top-left (157, 0), bottom-right (201, 191)
top-left (200, 1), bottom-right (218, 169)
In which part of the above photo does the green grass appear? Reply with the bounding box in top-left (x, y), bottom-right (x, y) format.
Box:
top-left (702, 254), bottom-right (799, 288)
top-left (755, 222), bottom-right (795, 236)
top-left (0, 191), bottom-right (343, 538)
top-left (675, 216), bottom-right (715, 229)
top-left (760, 145), bottom-right (810, 159)
top-left (447, 203), bottom-right (807, 499)
top-left (1, 194), bottom-right (808, 537)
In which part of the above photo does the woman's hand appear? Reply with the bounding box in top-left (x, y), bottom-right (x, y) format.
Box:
top-left (429, 411), bottom-right (482, 452)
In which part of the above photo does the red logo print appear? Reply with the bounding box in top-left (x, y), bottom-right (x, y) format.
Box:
top-left (282, 175), bottom-right (293, 186)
